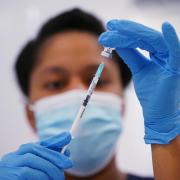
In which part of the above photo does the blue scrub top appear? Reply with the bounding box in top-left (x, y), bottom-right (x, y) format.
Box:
top-left (127, 174), bottom-right (154, 180)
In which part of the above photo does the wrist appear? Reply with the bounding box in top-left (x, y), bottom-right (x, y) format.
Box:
top-left (144, 112), bottom-right (180, 144)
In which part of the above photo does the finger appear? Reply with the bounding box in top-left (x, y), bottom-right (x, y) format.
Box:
top-left (1, 152), bottom-right (14, 161)
top-left (162, 22), bottom-right (180, 70)
top-left (15, 143), bottom-right (73, 169)
top-left (3, 153), bottom-right (64, 180)
top-left (0, 166), bottom-right (23, 180)
top-left (20, 167), bottom-right (50, 180)
top-left (107, 19), bottom-right (155, 34)
top-left (0, 166), bottom-right (49, 180)
top-left (106, 19), bottom-right (168, 54)
top-left (39, 131), bottom-right (71, 150)
top-left (99, 31), bottom-right (155, 52)
top-left (99, 32), bottom-right (150, 74)
top-left (116, 48), bottom-right (150, 74)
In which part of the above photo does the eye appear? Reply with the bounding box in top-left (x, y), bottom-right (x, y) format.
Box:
top-left (43, 80), bottom-right (66, 90)
top-left (96, 79), bottom-right (110, 88)
top-left (85, 77), bottom-right (109, 87)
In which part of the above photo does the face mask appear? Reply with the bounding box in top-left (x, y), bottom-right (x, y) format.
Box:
top-left (30, 89), bottom-right (123, 177)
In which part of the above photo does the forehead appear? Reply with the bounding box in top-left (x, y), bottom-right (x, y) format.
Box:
top-left (36, 31), bottom-right (104, 70)
top-left (29, 31), bottom-right (123, 101)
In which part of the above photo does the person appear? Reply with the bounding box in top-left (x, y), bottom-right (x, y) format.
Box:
top-left (0, 8), bottom-right (179, 180)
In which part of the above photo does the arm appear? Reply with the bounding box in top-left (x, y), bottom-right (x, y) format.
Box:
top-left (152, 136), bottom-right (180, 180)
top-left (99, 20), bottom-right (180, 179)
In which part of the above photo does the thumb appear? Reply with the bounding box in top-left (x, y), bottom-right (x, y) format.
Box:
top-left (39, 132), bottom-right (71, 151)
top-left (115, 48), bottom-right (150, 74)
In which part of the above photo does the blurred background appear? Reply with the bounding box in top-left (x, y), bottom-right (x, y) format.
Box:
top-left (0, 0), bottom-right (180, 177)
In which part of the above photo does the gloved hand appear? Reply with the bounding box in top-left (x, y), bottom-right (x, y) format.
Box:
top-left (99, 20), bottom-right (180, 144)
top-left (0, 132), bottom-right (72, 180)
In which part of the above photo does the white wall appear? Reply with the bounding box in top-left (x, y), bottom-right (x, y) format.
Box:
top-left (1, 0), bottom-right (180, 177)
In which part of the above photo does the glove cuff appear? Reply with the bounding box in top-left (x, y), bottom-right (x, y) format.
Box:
top-left (144, 116), bottom-right (180, 144)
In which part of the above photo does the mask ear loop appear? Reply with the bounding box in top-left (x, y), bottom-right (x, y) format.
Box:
top-left (25, 98), bottom-right (36, 112)
top-left (17, 91), bottom-right (35, 111)
top-left (21, 98), bottom-right (37, 132)
top-left (121, 95), bottom-right (125, 117)
top-left (17, 94), bottom-right (35, 113)
top-left (28, 103), bottom-right (35, 111)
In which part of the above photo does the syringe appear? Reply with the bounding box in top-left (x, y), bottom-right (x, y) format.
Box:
top-left (61, 47), bottom-right (114, 153)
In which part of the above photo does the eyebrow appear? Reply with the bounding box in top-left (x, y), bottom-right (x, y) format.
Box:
top-left (39, 66), bottom-right (67, 75)
top-left (38, 63), bottom-right (109, 77)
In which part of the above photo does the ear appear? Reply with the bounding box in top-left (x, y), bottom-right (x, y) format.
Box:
top-left (25, 105), bottom-right (36, 132)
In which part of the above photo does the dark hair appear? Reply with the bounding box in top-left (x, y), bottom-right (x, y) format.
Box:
top-left (15, 8), bottom-right (132, 96)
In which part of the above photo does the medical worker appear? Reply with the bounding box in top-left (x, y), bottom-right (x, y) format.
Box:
top-left (0, 8), bottom-right (179, 180)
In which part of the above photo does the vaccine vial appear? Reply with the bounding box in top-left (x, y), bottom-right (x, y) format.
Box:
top-left (101, 47), bottom-right (114, 59)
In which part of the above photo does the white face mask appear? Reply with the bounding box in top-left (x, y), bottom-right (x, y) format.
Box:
top-left (30, 89), bottom-right (123, 177)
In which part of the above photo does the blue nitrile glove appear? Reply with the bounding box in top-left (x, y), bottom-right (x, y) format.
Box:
top-left (0, 132), bottom-right (72, 180)
top-left (99, 20), bottom-right (180, 144)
